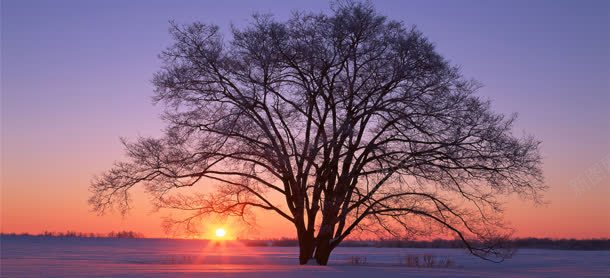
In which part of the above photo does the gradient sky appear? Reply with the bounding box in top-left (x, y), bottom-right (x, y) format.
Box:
top-left (2, 0), bottom-right (609, 239)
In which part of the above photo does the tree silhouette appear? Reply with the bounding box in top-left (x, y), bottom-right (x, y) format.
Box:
top-left (90, 2), bottom-right (544, 265)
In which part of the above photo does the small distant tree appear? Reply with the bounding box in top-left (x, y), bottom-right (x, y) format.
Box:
top-left (90, 2), bottom-right (544, 265)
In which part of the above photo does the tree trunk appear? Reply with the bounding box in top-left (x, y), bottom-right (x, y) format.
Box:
top-left (297, 230), bottom-right (315, 265)
top-left (314, 234), bottom-right (333, 265)
top-left (314, 221), bottom-right (335, 265)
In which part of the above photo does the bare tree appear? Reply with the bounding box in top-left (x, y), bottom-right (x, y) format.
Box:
top-left (90, 2), bottom-right (544, 265)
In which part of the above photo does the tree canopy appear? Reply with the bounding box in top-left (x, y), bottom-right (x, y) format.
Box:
top-left (90, 2), bottom-right (544, 265)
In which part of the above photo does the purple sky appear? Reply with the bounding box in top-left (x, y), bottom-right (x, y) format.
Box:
top-left (2, 0), bottom-right (609, 237)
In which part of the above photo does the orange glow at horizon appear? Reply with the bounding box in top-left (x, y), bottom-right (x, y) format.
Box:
top-left (1, 164), bottom-right (610, 240)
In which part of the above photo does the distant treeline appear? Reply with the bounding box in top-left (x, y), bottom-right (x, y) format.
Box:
top-left (238, 238), bottom-right (465, 248)
top-left (510, 238), bottom-right (610, 250)
top-left (2, 233), bottom-right (608, 250)
top-left (1, 230), bottom-right (143, 239)
top-left (241, 238), bottom-right (610, 250)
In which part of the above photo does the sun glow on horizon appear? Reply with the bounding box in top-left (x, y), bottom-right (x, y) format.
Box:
top-left (215, 228), bottom-right (227, 238)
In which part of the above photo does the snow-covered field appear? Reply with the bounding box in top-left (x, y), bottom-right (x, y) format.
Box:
top-left (1, 237), bottom-right (609, 277)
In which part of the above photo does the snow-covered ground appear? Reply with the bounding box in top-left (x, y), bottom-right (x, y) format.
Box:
top-left (1, 237), bottom-right (608, 277)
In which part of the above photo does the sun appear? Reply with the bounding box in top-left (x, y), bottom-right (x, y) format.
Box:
top-left (214, 228), bottom-right (227, 238)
